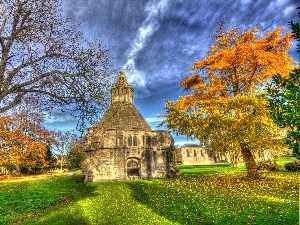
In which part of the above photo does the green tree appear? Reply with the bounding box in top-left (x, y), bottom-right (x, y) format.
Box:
top-left (268, 7), bottom-right (300, 156)
top-left (0, 0), bottom-right (113, 131)
top-left (53, 131), bottom-right (75, 172)
top-left (66, 138), bottom-right (84, 169)
top-left (164, 25), bottom-right (294, 177)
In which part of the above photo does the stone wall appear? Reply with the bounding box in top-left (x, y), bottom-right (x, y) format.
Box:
top-left (181, 146), bottom-right (215, 165)
top-left (82, 129), bottom-right (177, 182)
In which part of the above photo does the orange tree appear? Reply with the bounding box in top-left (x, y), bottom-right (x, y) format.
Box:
top-left (0, 112), bottom-right (56, 174)
top-left (164, 26), bottom-right (294, 176)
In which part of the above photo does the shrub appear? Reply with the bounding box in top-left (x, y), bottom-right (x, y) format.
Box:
top-left (257, 160), bottom-right (281, 171)
top-left (284, 159), bottom-right (300, 171)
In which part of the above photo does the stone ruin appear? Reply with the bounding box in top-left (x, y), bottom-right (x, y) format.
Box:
top-left (82, 71), bottom-right (178, 182)
top-left (179, 144), bottom-right (276, 166)
top-left (180, 145), bottom-right (215, 165)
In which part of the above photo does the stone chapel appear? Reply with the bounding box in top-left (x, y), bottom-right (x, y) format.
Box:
top-left (82, 71), bottom-right (178, 182)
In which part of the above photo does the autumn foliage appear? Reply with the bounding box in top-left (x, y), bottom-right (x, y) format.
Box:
top-left (165, 26), bottom-right (294, 176)
top-left (0, 113), bottom-right (56, 174)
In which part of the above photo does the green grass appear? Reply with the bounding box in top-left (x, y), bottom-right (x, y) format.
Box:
top-left (0, 161), bottom-right (299, 225)
top-left (274, 156), bottom-right (296, 165)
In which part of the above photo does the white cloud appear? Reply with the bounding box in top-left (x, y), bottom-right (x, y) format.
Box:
top-left (241, 0), bottom-right (251, 4)
top-left (283, 6), bottom-right (294, 16)
top-left (175, 140), bottom-right (200, 147)
top-left (145, 117), bottom-right (164, 123)
top-left (122, 0), bottom-right (170, 87)
top-left (145, 117), bottom-right (164, 130)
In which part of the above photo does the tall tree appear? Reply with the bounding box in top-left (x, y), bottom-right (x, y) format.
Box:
top-left (0, 0), bottom-right (114, 131)
top-left (164, 25), bottom-right (294, 176)
top-left (268, 7), bottom-right (300, 156)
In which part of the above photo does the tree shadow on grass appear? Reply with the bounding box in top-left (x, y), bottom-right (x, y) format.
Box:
top-left (10, 174), bottom-right (99, 225)
top-left (127, 180), bottom-right (214, 225)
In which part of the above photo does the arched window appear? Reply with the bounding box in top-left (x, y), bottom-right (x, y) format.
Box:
top-left (133, 136), bottom-right (137, 146)
top-left (146, 137), bottom-right (151, 146)
top-left (194, 149), bottom-right (197, 157)
top-left (128, 136), bottom-right (132, 146)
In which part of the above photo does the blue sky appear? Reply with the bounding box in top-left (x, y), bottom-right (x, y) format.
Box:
top-left (45, 0), bottom-right (299, 146)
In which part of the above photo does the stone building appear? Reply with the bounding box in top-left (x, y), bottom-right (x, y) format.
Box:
top-left (181, 145), bottom-right (215, 165)
top-left (82, 71), bottom-right (178, 182)
top-left (180, 144), bottom-right (277, 166)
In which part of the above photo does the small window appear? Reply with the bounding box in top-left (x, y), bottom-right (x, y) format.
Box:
top-left (133, 136), bottom-right (137, 146)
top-left (146, 137), bottom-right (151, 145)
top-left (128, 136), bottom-right (132, 146)
top-left (194, 149), bottom-right (197, 157)
top-left (151, 136), bottom-right (157, 146)
top-left (187, 149), bottom-right (190, 157)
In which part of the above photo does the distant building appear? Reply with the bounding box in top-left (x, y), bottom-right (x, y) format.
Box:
top-left (82, 71), bottom-right (178, 182)
top-left (180, 144), bottom-right (215, 165)
top-left (180, 144), bottom-right (282, 166)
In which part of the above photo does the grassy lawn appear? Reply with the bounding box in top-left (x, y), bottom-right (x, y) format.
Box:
top-left (0, 161), bottom-right (299, 225)
top-left (274, 156), bottom-right (297, 166)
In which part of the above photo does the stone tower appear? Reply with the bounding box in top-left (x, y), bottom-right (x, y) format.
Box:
top-left (82, 71), bottom-right (178, 182)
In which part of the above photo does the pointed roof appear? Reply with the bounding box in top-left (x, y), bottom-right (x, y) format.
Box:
top-left (97, 72), bottom-right (151, 131)
top-left (114, 71), bottom-right (130, 87)
top-left (97, 102), bottom-right (151, 131)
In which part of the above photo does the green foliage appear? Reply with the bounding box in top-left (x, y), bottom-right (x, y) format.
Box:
top-left (284, 159), bottom-right (300, 171)
top-left (66, 138), bottom-right (84, 169)
top-left (0, 162), bottom-right (299, 225)
top-left (267, 7), bottom-right (300, 156)
top-left (268, 69), bottom-right (300, 156)
top-left (256, 160), bottom-right (281, 171)
top-left (67, 149), bottom-right (83, 169)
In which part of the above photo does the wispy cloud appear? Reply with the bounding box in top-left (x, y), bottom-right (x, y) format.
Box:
top-left (122, 0), bottom-right (169, 86)
top-left (145, 117), bottom-right (164, 130)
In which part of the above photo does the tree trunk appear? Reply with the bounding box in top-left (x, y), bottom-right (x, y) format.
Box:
top-left (15, 164), bottom-right (22, 176)
top-left (230, 152), bottom-right (239, 167)
top-left (240, 142), bottom-right (258, 177)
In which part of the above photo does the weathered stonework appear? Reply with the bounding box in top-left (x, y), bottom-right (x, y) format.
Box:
top-left (82, 71), bottom-right (178, 182)
top-left (181, 145), bottom-right (215, 165)
top-left (180, 145), bottom-right (277, 166)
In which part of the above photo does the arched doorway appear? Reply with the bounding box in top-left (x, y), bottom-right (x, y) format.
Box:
top-left (127, 159), bottom-right (139, 177)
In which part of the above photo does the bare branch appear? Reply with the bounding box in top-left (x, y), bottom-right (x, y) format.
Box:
top-left (0, 0), bottom-right (114, 130)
